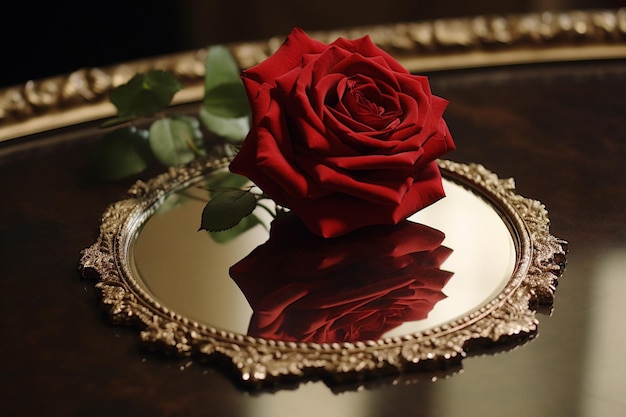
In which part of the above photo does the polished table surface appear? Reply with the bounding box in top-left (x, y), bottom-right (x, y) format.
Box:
top-left (2, 46), bottom-right (626, 417)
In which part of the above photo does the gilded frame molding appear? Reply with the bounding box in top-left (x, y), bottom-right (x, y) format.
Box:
top-left (78, 157), bottom-right (567, 386)
top-left (1, 8), bottom-right (626, 142)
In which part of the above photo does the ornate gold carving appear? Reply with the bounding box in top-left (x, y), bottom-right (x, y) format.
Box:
top-left (2, 8), bottom-right (626, 141)
top-left (232, 8), bottom-right (626, 69)
top-left (79, 158), bottom-right (567, 387)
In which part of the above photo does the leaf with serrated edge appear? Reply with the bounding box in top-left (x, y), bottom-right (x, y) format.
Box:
top-left (209, 214), bottom-right (261, 243)
top-left (204, 45), bottom-right (242, 92)
top-left (88, 126), bottom-right (152, 180)
top-left (199, 106), bottom-right (249, 142)
top-left (201, 45), bottom-right (250, 141)
top-left (110, 70), bottom-right (182, 117)
top-left (149, 116), bottom-right (204, 166)
top-left (200, 189), bottom-right (256, 232)
top-left (205, 171), bottom-right (251, 196)
top-left (204, 82), bottom-right (250, 118)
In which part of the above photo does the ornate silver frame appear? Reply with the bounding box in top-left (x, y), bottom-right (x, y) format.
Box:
top-left (78, 157), bottom-right (567, 386)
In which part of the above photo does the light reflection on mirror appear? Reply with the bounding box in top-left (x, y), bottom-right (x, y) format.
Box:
top-left (131, 173), bottom-right (516, 342)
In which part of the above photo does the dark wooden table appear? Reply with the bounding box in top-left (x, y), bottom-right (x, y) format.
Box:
top-left (2, 23), bottom-right (626, 417)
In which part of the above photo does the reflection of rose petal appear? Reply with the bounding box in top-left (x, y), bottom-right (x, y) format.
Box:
top-left (229, 213), bottom-right (454, 343)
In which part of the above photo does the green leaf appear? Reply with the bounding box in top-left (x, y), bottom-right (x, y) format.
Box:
top-left (209, 214), bottom-right (261, 243)
top-left (199, 189), bottom-right (257, 232)
top-left (88, 126), bottom-right (152, 180)
top-left (110, 70), bottom-right (182, 117)
top-left (204, 45), bottom-right (243, 92)
top-left (204, 171), bottom-right (251, 195)
top-left (201, 45), bottom-right (251, 141)
top-left (203, 82), bottom-right (250, 118)
top-left (199, 106), bottom-right (250, 142)
top-left (149, 116), bottom-right (205, 167)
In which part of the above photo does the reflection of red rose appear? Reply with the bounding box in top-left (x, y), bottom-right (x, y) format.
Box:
top-left (229, 27), bottom-right (455, 238)
top-left (229, 214), bottom-right (453, 343)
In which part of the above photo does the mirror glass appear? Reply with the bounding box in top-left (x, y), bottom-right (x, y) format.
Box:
top-left (130, 171), bottom-right (516, 343)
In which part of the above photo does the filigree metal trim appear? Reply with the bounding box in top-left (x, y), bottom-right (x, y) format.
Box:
top-left (79, 158), bottom-right (567, 387)
top-left (2, 8), bottom-right (626, 141)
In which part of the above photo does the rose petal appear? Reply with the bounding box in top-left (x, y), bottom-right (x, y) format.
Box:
top-left (288, 160), bottom-right (445, 237)
top-left (324, 108), bottom-right (399, 144)
top-left (242, 27), bottom-right (326, 85)
top-left (312, 72), bottom-right (344, 114)
top-left (233, 28), bottom-right (454, 238)
top-left (329, 53), bottom-right (401, 90)
top-left (230, 100), bottom-right (309, 203)
top-left (294, 156), bottom-right (415, 204)
top-left (321, 150), bottom-right (424, 171)
top-left (331, 35), bottom-right (409, 74)
top-left (337, 77), bottom-right (402, 130)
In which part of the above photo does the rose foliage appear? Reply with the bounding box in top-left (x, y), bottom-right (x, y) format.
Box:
top-left (230, 28), bottom-right (455, 238)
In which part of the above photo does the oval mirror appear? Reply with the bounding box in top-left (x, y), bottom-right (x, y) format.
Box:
top-left (80, 157), bottom-right (566, 387)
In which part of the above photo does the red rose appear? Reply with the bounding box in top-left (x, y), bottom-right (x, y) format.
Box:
top-left (229, 214), bottom-right (453, 343)
top-left (229, 27), bottom-right (455, 238)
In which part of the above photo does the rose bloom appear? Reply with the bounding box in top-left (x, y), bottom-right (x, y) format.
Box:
top-left (230, 213), bottom-right (453, 343)
top-left (230, 27), bottom-right (455, 238)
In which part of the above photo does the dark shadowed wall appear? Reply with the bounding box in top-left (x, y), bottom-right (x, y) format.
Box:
top-left (1, 0), bottom-right (623, 87)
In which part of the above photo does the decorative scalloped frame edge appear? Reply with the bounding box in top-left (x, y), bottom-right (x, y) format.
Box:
top-left (78, 158), bottom-right (567, 387)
